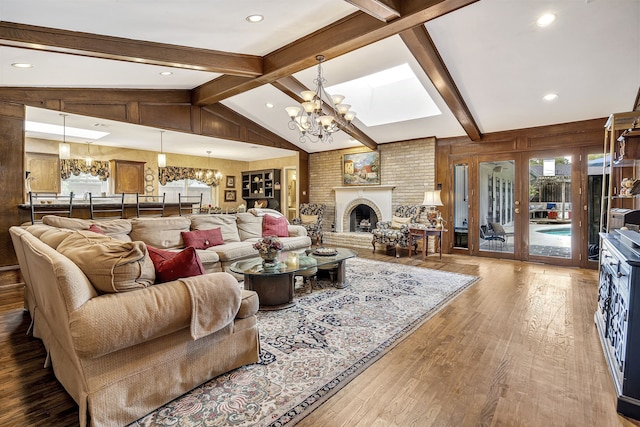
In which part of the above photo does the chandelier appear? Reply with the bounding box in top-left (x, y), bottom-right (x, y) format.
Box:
top-left (285, 55), bottom-right (356, 143)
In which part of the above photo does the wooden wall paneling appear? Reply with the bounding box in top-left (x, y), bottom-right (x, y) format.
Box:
top-left (0, 103), bottom-right (26, 266)
top-left (200, 106), bottom-right (242, 141)
top-left (139, 103), bottom-right (193, 132)
top-left (63, 102), bottom-right (129, 122)
top-left (298, 151), bottom-right (310, 205)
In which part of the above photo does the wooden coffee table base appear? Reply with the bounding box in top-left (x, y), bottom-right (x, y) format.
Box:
top-left (243, 273), bottom-right (295, 310)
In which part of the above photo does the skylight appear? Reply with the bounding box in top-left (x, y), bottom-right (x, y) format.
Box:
top-left (25, 121), bottom-right (110, 140)
top-left (326, 63), bottom-right (440, 127)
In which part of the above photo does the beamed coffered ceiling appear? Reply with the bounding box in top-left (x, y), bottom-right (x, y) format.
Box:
top-left (0, 0), bottom-right (638, 160)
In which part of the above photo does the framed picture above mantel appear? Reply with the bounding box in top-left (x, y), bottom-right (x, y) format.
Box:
top-left (343, 151), bottom-right (380, 186)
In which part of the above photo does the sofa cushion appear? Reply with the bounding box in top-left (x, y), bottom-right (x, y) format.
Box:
top-left (235, 212), bottom-right (263, 240)
top-left (57, 231), bottom-right (155, 293)
top-left (147, 246), bottom-right (205, 283)
top-left (38, 227), bottom-right (76, 249)
top-left (42, 216), bottom-right (133, 241)
top-left (181, 228), bottom-right (224, 249)
top-left (190, 215), bottom-right (241, 243)
top-left (129, 217), bottom-right (191, 249)
top-left (391, 215), bottom-right (412, 229)
top-left (300, 214), bottom-right (318, 224)
top-left (262, 214), bottom-right (289, 237)
top-left (208, 241), bottom-right (259, 262)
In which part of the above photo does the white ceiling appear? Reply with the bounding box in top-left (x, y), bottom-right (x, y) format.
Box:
top-left (1, 0), bottom-right (639, 160)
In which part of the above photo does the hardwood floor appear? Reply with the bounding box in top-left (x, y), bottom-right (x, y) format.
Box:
top-left (1, 251), bottom-right (638, 426)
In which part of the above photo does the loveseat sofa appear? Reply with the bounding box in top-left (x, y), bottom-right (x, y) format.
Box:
top-left (9, 211), bottom-right (311, 426)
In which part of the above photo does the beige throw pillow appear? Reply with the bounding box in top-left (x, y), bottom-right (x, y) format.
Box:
top-left (391, 216), bottom-right (411, 229)
top-left (57, 231), bottom-right (155, 293)
top-left (300, 214), bottom-right (318, 225)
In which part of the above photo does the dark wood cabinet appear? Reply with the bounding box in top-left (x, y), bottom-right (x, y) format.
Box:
top-left (241, 169), bottom-right (281, 211)
top-left (597, 233), bottom-right (640, 419)
top-left (110, 160), bottom-right (145, 194)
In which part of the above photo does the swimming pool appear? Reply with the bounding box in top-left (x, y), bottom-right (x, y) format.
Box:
top-left (537, 227), bottom-right (571, 236)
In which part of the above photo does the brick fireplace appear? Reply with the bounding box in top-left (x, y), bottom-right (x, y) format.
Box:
top-left (333, 185), bottom-right (394, 232)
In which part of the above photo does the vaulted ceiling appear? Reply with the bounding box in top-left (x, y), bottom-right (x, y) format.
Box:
top-left (1, 0), bottom-right (638, 160)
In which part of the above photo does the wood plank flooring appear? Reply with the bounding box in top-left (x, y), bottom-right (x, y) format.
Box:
top-left (1, 251), bottom-right (638, 426)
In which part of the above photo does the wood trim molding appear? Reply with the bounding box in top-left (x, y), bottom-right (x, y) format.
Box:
top-left (192, 0), bottom-right (480, 105)
top-left (0, 21), bottom-right (263, 77)
top-left (273, 76), bottom-right (378, 150)
top-left (400, 25), bottom-right (481, 141)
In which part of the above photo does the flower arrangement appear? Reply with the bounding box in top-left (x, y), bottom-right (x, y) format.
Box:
top-left (253, 235), bottom-right (283, 253)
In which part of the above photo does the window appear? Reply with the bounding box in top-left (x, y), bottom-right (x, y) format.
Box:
top-left (61, 173), bottom-right (108, 199)
top-left (160, 179), bottom-right (212, 206)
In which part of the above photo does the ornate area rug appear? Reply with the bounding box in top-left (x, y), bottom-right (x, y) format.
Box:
top-left (132, 258), bottom-right (479, 427)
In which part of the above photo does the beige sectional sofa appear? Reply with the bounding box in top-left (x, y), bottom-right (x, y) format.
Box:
top-left (9, 212), bottom-right (311, 427)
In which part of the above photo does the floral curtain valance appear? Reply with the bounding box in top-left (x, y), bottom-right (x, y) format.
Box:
top-left (158, 166), bottom-right (222, 186)
top-left (60, 159), bottom-right (110, 181)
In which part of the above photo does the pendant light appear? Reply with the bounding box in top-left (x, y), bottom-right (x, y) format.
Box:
top-left (58, 113), bottom-right (71, 159)
top-left (157, 131), bottom-right (166, 167)
top-left (85, 142), bottom-right (92, 167)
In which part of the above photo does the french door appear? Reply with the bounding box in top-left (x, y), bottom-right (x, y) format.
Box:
top-left (450, 149), bottom-right (595, 267)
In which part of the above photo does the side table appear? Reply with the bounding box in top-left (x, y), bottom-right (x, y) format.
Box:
top-left (408, 227), bottom-right (447, 260)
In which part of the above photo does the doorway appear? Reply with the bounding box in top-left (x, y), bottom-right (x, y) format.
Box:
top-left (284, 167), bottom-right (297, 222)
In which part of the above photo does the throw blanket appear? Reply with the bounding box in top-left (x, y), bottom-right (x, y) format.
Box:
top-left (180, 274), bottom-right (242, 340)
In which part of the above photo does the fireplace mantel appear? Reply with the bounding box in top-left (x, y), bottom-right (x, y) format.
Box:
top-left (333, 185), bottom-right (395, 232)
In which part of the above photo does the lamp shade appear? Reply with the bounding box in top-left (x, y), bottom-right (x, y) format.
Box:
top-left (157, 153), bottom-right (167, 168)
top-left (422, 190), bottom-right (443, 206)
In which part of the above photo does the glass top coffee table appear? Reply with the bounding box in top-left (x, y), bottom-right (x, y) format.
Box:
top-left (229, 247), bottom-right (357, 310)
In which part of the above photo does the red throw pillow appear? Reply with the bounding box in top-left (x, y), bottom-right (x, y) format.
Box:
top-left (88, 224), bottom-right (106, 235)
top-left (181, 228), bottom-right (224, 250)
top-left (262, 214), bottom-right (289, 237)
top-left (147, 245), bottom-right (205, 283)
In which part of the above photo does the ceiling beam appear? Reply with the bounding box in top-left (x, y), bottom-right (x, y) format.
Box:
top-left (0, 21), bottom-right (263, 77)
top-left (400, 25), bottom-right (481, 141)
top-left (192, 0), bottom-right (480, 106)
top-left (343, 0), bottom-right (401, 22)
top-left (273, 76), bottom-right (379, 150)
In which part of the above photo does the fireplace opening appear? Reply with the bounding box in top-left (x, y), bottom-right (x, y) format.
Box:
top-left (349, 204), bottom-right (378, 233)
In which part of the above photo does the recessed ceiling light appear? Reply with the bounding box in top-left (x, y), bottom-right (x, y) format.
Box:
top-left (159, 71), bottom-right (173, 76)
top-left (537, 13), bottom-right (556, 27)
top-left (246, 14), bottom-right (263, 23)
top-left (265, 103), bottom-right (274, 108)
top-left (543, 93), bottom-right (559, 101)
top-left (12, 63), bottom-right (33, 68)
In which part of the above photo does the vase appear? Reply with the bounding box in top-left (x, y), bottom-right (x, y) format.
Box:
top-left (260, 249), bottom-right (281, 268)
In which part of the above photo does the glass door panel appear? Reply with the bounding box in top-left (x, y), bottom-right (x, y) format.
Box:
top-left (528, 156), bottom-right (572, 259)
top-left (587, 149), bottom-right (607, 265)
top-left (453, 163), bottom-right (469, 249)
top-left (478, 160), bottom-right (515, 254)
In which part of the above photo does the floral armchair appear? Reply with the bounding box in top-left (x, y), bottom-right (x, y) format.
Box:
top-left (292, 203), bottom-right (326, 245)
top-left (372, 205), bottom-right (422, 257)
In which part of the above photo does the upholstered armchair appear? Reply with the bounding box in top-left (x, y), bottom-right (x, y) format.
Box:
top-left (372, 205), bottom-right (422, 257)
top-left (292, 203), bottom-right (326, 245)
